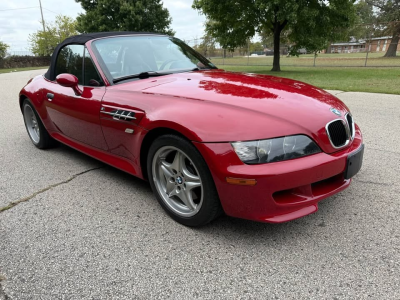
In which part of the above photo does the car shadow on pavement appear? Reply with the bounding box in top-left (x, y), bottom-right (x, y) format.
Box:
top-left (191, 191), bottom-right (353, 246)
top-left (48, 143), bottom-right (352, 248)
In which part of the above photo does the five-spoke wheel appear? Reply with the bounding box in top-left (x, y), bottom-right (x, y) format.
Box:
top-left (147, 134), bottom-right (222, 226)
top-left (22, 99), bottom-right (55, 149)
top-left (23, 103), bottom-right (40, 144)
top-left (152, 146), bottom-right (203, 217)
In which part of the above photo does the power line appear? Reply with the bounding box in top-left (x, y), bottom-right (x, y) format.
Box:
top-left (0, 6), bottom-right (39, 12)
top-left (0, 5), bottom-right (61, 16)
top-left (42, 7), bottom-right (59, 15)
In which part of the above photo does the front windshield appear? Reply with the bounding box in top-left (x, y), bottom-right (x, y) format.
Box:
top-left (92, 35), bottom-right (217, 81)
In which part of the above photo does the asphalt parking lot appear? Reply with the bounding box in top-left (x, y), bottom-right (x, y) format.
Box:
top-left (1, 69), bottom-right (399, 299)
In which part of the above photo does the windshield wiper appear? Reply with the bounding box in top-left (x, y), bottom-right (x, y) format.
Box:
top-left (183, 67), bottom-right (210, 73)
top-left (113, 71), bottom-right (168, 83)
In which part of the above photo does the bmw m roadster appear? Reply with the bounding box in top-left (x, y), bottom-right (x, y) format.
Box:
top-left (19, 32), bottom-right (364, 226)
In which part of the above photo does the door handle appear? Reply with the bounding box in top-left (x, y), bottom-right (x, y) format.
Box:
top-left (47, 93), bottom-right (54, 101)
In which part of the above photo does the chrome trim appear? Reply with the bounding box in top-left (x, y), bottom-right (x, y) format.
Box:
top-left (325, 118), bottom-right (351, 149)
top-left (112, 110), bottom-right (137, 120)
top-left (345, 112), bottom-right (355, 141)
top-left (125, 128), bottom-right (134, 134)
top-left (100, 109), bottom-right (137, 120)
top-left (100, 111), bottom-right (116, 116)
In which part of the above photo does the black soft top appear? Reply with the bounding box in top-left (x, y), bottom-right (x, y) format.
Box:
top-left (44, 31), bottom-right (164, 80)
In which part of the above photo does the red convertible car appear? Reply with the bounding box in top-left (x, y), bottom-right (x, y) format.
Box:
top-left (19, 32), bottom-right (364, 226)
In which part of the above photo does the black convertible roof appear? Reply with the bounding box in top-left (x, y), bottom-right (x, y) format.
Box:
top-left (45, 31), bottom-right (165, 80)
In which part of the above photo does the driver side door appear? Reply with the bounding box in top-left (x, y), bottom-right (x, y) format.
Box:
top-left (43, 45), bottom-right (108, 150)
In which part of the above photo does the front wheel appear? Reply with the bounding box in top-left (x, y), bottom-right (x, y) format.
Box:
top-left (22, 99), bottom-right (55, 149)
top-left (147, 134), bottom-right (222, 226)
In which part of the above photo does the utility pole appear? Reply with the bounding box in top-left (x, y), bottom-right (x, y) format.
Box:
top-left (365, 25), bottom-right (372, 67)
top-left (39, 0), bottom-right (45, 32)
top-left (38, 0), bottom-right (46, 56)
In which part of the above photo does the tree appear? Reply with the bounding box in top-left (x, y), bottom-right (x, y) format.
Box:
top-left (29, 15), bottom-right (78, 56)
top-left (75, 0), bottom-right (174, 35)
top-left (367, 0), bottom-right (400, 57)
top-left (288, 2), bottom-right (356, 56)
top-left (260, 29), bottom-right (274, 49)
top-left (324, 1), bottom-right (374, 53)
top-left (335, 0), bottom-right (375, 54)
top-left (351, 0), bottom-right (376, 40)
top-left (0, 41), bottom-right (9, 59)
top-left (194, 33), bottom-right (217, 57)
top-left (193, 0), bottom-right (356, 71)
top-left (249, 41), bottom-right (264, 53)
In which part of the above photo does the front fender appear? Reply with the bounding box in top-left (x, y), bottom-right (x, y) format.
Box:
top-left (141, 119), bottom-right (202, 142)
top-left (19, 76), bottom-right (50, 130)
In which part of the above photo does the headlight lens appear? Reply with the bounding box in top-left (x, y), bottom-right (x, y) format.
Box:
top-left (231, 135), bottom-right (321, 164)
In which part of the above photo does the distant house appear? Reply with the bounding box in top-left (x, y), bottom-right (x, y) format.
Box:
top-left (366, 36), bottom-right (400, 52)
top-left (330, 36), bottom-right (400, 53)
top-left (330, 42), bottom-right (365, 53)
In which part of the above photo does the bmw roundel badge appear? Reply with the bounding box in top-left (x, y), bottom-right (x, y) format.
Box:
top-left (330, 108), bottom-right (341, 116)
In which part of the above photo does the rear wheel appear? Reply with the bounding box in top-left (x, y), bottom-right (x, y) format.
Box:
top-left (22, 99), bottom-right (55, 149)
top-left (147, 134), bottom-right (222, 226)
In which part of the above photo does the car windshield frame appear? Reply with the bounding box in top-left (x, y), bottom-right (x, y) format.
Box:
top-left (90, 35), bottom-right (218, 84)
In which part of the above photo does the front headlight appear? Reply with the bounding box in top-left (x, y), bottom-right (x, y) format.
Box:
top-left (231, 135), bottom-right (321, 164)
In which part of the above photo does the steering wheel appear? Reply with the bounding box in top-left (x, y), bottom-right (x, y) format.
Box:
top-left (123, 61), bottom-right (153, 76)
top-left (139, 61), bottom-right (153, 72)
top-left (160, 59), bottom-right (179, 70)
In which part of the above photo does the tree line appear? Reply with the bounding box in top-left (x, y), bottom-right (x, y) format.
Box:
top-left (193, 0), bottom-right (399, 71)
top-left (1, 0), bottom-right (398, 71)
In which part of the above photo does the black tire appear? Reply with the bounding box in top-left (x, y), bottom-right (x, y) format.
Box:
top-left (147, 134), bottom-right (222, 227)
top-left (22, 99), bottom-right (56, 149)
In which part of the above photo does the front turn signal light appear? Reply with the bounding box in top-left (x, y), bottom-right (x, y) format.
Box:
top-left (226, 177), bottom-right (257, 186)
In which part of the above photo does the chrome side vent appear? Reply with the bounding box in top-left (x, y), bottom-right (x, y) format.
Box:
top-left (101, 109), bottom-right (136, 121)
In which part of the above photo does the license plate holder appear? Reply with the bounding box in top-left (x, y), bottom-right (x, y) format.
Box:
top-left (344, 144), bottom-right (364, 179)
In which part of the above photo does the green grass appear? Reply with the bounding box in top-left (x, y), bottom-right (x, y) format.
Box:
top-left (211, 52), bottom-right (400, 67)
top-left (0, 66), bottom-right (48, 74)
top-left (218, 65), bottom-right (400, 95)
top-left (1, 62), bottom-right (398, 94)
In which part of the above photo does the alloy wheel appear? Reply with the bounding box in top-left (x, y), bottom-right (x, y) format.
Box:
top-left (24, 104), bottom-right (40, 144)
top-left (152, 146), bottom-right (203, 217)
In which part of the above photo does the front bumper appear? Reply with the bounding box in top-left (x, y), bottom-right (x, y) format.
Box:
top-left (194, 125), bottom-right (363, 223)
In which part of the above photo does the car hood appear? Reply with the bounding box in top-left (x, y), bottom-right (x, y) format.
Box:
top-left (111, 70), bottom-right (351, 151)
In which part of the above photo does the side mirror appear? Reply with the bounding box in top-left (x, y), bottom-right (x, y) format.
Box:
top-left (56, 73), bottom-right (82, 96)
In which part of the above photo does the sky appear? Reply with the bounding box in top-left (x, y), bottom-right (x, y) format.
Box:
top-left (0, 0), bottom-right (206, 52)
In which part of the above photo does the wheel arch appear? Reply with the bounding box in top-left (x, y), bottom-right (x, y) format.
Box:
top-left (139, 127), bottom-right (192, 180)
top-left (19, 94), bottom-right (28, 111)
